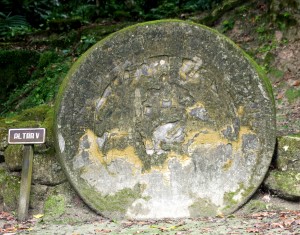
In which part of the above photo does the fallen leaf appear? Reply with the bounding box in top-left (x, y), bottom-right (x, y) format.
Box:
top-left (271, 222), bottom-right (284, 228)
top-left (246, 227), bottom-right (260, 233)
top-left (292, 80), bottom-right (300, 86)
top-left (33, 214), bottom-right (44, 219)
top-left (277, 93), bottom-right (284, 99)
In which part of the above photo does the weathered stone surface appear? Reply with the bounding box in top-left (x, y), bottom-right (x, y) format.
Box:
top-left (264, 170), bottom-right (300, 200)
top-left (275, 135), bottom-right (300, 171)
top-left (4, 144), bottom-right (23, 171)
top-left (32, 154), bottom-right (66, 185)
top-left (0, 164), bottom-right (20, 211)
top-left (55, 20), bottom-right (276, 219)
top-left (30, 184), bottom-right (48, 214)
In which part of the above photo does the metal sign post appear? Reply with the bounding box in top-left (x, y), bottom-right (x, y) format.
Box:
top-left (8, 128), bottom-right (46, 221)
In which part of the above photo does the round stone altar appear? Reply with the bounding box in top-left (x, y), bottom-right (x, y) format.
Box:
top-left (54, 20), bottom-right (276, 219)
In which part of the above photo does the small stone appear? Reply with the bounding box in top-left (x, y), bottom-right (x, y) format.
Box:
top-left (264, 170), bottom-right (300, 200)
top-left (4, 145), bottom-right (23, 171)
top-left (276, 136), bottom-right (300, 171)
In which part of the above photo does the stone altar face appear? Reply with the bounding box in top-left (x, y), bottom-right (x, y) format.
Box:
top-left (55, 20), bottom-right (276, 219)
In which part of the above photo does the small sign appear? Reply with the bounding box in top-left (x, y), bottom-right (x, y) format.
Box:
top-left (8, 128), bottom-right (46, 144)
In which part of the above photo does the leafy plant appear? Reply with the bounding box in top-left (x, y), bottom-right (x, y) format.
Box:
top-left (285, 88), bottom-right (300, 103)
top-left (0, 12), bottom-right (31, 38)
top-left (76, 35), bottom-right (97, 55)
top-left (0, 52), bottom-right (71, 116)
top-left (221, 18), bottom-right (234, 32)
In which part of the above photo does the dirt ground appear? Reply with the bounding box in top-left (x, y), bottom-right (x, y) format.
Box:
top-left (0, 193), bottom-right (299, 235)
top-left (17, 213), bottom-right (300, 235)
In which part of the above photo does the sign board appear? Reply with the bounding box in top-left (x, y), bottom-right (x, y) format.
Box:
top-left (8, 128), bottom-right (46, 144)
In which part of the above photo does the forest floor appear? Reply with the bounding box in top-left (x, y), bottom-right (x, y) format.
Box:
top-left (0, 193), bottom-right (300, 234)
top-left (1, 209), bottom-right (300, 234)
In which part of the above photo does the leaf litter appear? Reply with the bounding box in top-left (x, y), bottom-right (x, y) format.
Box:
top-left (1, 210), bottom-right (299, 234)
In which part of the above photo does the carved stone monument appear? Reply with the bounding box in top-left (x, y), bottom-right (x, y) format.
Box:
top-left (55, 20), bottom-right (276, 219)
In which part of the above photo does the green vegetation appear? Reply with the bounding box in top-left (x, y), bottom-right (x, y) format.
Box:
top-left (44, 195), bottom-right (66, 219)
top-left (285, 88), bottom-right (300, 103)
top-left (0, 52), bottom-right (71, 116)
top-left (0, 167), bottom-right (20, 211)
top-left (221, 18), bottom-right (234, 32)
top-left (0, 0), bottom-right (223, 36)
top-left (0, 0), bottom-right (298, 119)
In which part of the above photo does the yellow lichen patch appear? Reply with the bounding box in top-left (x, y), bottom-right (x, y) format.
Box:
top-left (231, 126), bottom-right (254, 151)
top-left (105, 146), bottom-right (143, 170)
top-left (179, 70), bottom-right (187, 80)
top-left (187, 129), bottom-right (227, 153)
top-left (167, 151), bottom-right (191, 167)
top-left (223, 159), bottom-right (233, 171)
top-left (147, 68), bottom-right (153, 76)
top-left (237, 106), bottom-right (244, 117)
top-left (184, 126), bottom-right (255, 154)
top-left (186, 102), bottom-right (205, 114)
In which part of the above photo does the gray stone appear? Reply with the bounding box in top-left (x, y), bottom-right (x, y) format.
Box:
top-left (0, 165), bottom-right (20, 211)
top-left (30, 184), bottom-right (48, 214)
top-left (276, 135), bottom-right (300, 171)
top-left (32, 154), bottom-right (67, 185)
top-left (264, 170), bottom-right (300, 200)
top-left (55, 20), bottom-right (276, 219)
top-left (4, 144), bottom-right (23, 171)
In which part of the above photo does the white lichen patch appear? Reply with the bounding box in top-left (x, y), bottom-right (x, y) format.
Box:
top-left (232, 189), bottom-right (245, 202)
top-left (179, 56), bottom-right (203, 81)
top-left (95, 86), bottom-right (111, 111)
top-left (152, 123), bottom-right (185, 155)
top-left (58, 133), bottom-right (65, 153)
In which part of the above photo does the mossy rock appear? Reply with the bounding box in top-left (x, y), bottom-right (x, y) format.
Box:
top-left (1, 105), bottom-right (55, 153)
top-left (32, 153), bottom-right (66, 185)
top-left (242, 199), bottom-right (268, 212)
top-left (264, 170), bottom-right (300, 201)
top-left (4, 144), bottom-right (23, 171)
top-left (276, 135), bottom-right (300, 171)
top-left (30, 184), bottom-right (48, 214)
top-left (15, 104), bottom-right (50, 122)
top-left (43, 194), bottom-right (66, 220)
top-left (0, 166), bottom-right (20, 211)
top-left (241, 197), bottom-right (289, 213)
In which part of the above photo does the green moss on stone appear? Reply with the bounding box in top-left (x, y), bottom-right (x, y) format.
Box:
top-left (223, 183), bottom-right (256, 213)
top-left (15, 104), bottom-right (50, 122)
top-left (44, 195), bottom-right (66, 219)
top-left (0, 170), bottom-right (20, 211)
top-left (92, 188), bottom-right (141, 213)
top-left (276, 135), bottom-right (300, 171)
top-left (4, 144), bottom-right (23, 171)
top-left (264, 170), bottom-right (300, 200)
top-left (242, 199), bottom-right (267, 212)
top-left (79, 183), bottom-right (144, 218)
top-left (188, 198), bottom-right (218, 217)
